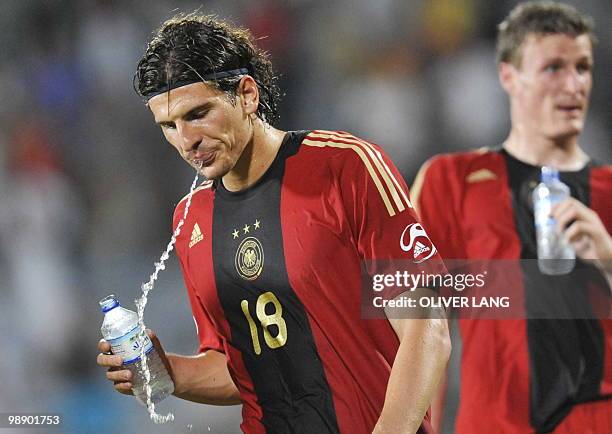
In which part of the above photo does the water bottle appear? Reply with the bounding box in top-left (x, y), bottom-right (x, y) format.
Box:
top-left (532, 166), bottom-right (575, 275)
top-left (99, 295), bottom-right (174, 405)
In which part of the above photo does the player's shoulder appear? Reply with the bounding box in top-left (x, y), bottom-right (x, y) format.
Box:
top-left (300, 130), bottom-right (388, 170)
top-left (301, 129), bottom-right (411, 216)
top-left (412, 148), bottom-right (505, 204)
top-left (590, 160), bottom-right (612, 176)
top-left (422, 147), bottom-right (503, 174)
top-left (173, 180), bottom-right (214, 224)
top-left (589, 161), bottom-right (612, 194)
top-left (302, 130), bottom-right (382, 156)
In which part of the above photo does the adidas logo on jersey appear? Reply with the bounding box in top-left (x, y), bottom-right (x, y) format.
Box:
top-left (466, 168), bottom-right (497, 183)
top-left (400, 223), bottom-right (437, 263)
top-left (189, 223), bottom-right (204, 248)
top-left (413, 241), bottom-right (430, 258)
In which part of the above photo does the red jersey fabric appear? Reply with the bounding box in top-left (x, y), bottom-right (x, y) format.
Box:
top-left (412, 148), bottom-right (612, 433)
top-left (173, 130), bottom-right (439, 433)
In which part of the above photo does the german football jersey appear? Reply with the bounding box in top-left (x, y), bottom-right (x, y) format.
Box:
top-left (173, 131), bottom-right (438, 434)
top-left (412, 148), bottom-right (612, 433)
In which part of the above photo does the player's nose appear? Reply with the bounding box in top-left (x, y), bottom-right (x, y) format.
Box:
top-left (175, 120), bottom-right (201, 153)
top-left (562, 68), bottom-right (588, 94)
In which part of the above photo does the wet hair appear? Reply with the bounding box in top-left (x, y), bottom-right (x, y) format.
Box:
top-left (496, 1), bottom-right (596, 66)
top-left (134, 13), bottom-right (281, 124)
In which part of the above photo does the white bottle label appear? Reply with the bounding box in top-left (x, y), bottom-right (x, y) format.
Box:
top-left (108, 325), bottom-right (154, 365)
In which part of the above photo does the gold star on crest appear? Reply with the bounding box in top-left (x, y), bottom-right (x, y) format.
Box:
top-left (254, 219), bottom-right (261, 229)
top-left (243, 224), bottom-right (250, 234)
top-left (232, 229), bottom-right (239, 239)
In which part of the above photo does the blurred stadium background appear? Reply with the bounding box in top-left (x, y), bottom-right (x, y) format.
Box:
top-left (0, 1), bottom-right (609, 433)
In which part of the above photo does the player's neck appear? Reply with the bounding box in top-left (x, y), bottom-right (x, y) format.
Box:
top-left (223, 120), bottom-right (286, 192)
top-left (503, 129), bottom-right (589, 171)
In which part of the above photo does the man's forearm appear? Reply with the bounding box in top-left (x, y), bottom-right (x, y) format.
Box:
top-left (167, 350), bottom-right (241, 405)
top-left (375, 317), bottom-right (451, 433)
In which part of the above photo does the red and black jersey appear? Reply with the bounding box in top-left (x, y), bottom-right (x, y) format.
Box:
top-left (173, 131), bottom-right (438, 434)
top-left (413, 148), bottom-right (612, 433)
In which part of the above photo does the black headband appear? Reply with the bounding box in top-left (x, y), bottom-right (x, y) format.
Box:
top-left (144, 68), bottom-right (249, 100)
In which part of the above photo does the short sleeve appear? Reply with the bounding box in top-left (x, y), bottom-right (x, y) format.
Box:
top-left (412, 156), bottom-right (466, 260)
top-left (178, 250), bottom-right (224, 354)
top-left (336, 135), bottom-right (446, 276)
top-left (172, 183), bottom-right (222, 354)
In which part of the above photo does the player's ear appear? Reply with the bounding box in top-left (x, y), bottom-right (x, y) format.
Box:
top-left (498, 62), bottom-right (515, 96)
top-left (237, 75), bottom-right (259, 116)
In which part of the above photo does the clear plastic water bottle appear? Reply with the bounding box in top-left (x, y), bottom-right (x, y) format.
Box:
top-left (99, 295), bottom-right (174, 405)
top-left (532, 166), bottom-right (575, 275)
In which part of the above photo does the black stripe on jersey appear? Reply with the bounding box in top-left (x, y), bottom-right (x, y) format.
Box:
top-left (501, 149), bottom-right (605, 433)
top-left (212, 131), bottom-right (340, 434)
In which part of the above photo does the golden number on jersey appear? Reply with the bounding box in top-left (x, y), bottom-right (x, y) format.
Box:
top-left (241, 291), bottom-right (288, 355)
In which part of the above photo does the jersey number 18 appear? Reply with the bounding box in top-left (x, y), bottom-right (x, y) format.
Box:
top-left (241, 291), bottom-right (288, 355)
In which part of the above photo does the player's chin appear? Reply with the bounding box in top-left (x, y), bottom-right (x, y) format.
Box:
top-left (200, 163), bottom-right (229, 181)
top-left (550, 122), bottom-right (584, 142)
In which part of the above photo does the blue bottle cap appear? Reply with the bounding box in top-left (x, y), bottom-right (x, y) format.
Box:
top-left (99, 295), bottom-right (120, 313)
top-left (541, 166), bottom-right (560, 183)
